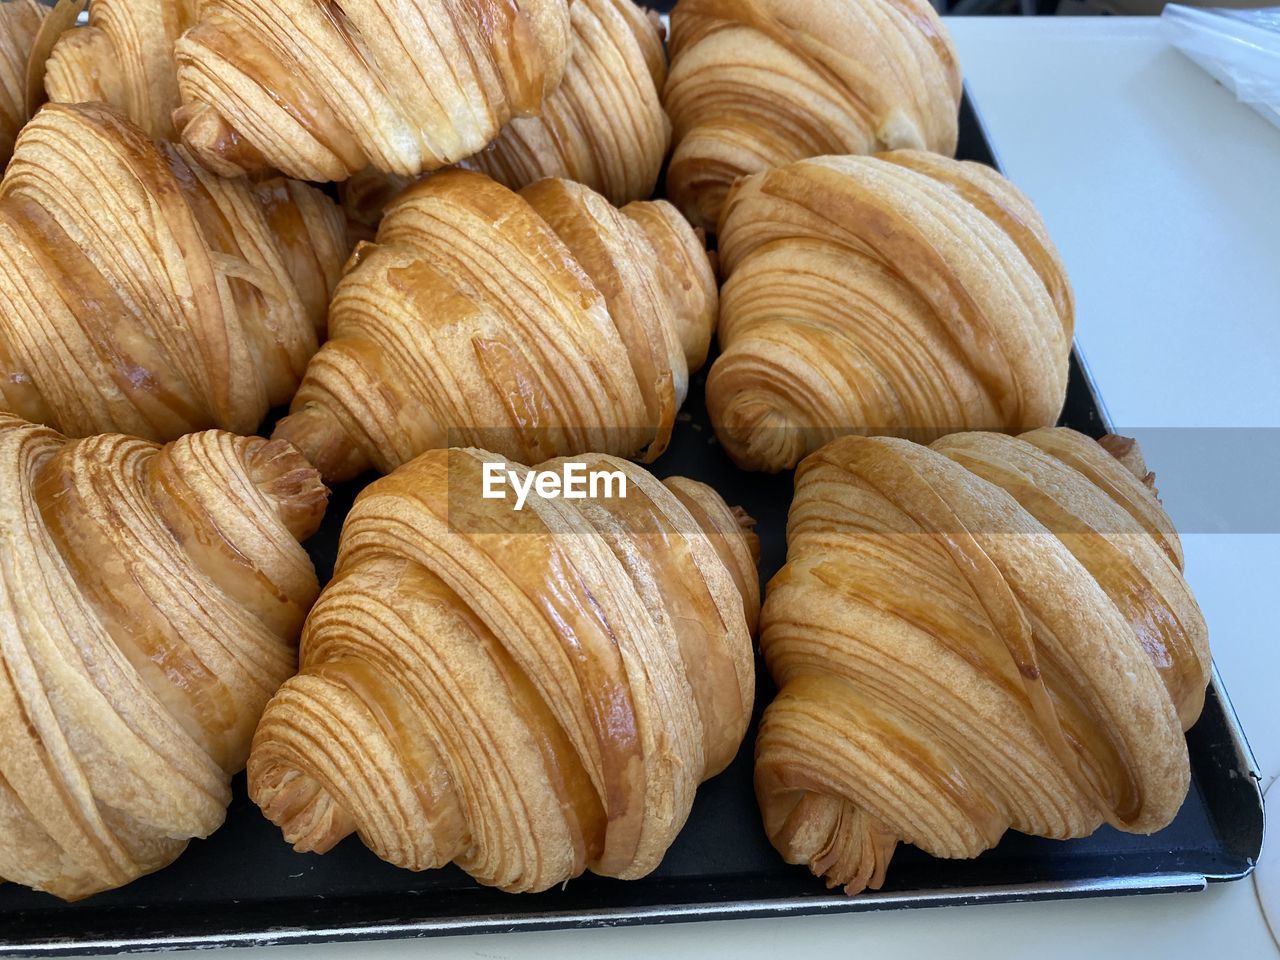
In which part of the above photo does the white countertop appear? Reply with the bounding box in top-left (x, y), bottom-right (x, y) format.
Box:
top-left (55, 15), bottom-right (1280, 960)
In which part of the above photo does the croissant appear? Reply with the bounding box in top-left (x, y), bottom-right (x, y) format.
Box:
top-left (0, 414), bottom-right (326, 901)
top-left (755, 428), bottom-right (1210, 895)
top-left (45, 0), bottom-right (200, 139)
top-left (0, 0), bottom-right (44, 166)
top-left (248, 447), bottom-right (759, 891)
top-left (1, 0), bottom-right (82, 167)
top-left (172, 0), bottom-right (572, 182)
top-left (273, 169), bottom-right (717, 483)
top-left (706, 151), bottom-right (1075, 473)
top-left (0, 101), bottom-right (349, 442)
top-left (663, 0), bottom-right (962, 230)
top-left (465, 0), bottom-right (670, 206)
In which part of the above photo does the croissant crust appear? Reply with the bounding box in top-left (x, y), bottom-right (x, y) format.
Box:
top-left (755, 429), bottom-right (1210, 894)
top-left (663, 0), bottom-right (962, 230)
top-left (248, 447), bottom-right (759, 892)
top-left (466, 0), bottom-right (672, 206)
top-left (0, 414), bottom-right (325, 901)
top-left (173, 0), bottom-right (572, 182)
top-left (274, 170), bottom-right (717, 482)
top-left (46, 0), bottom-right (200, 139)
top-left (707, 151), bottom-right (1074, 473)
top-left (0, 0), bottom-right (61, 166)
top-left (0, 101), bottom-right (349, 442)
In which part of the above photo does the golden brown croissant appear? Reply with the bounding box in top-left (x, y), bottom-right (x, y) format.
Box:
top-left (45, 0), bottom-right (200, 139)
top-left (172, 0), bottom-right (572, 182)
top-left (248, 447), bottom-right (759, 892)
top-left (0, 101), bottom-right (349, 442)
top-left (273, 169), bottom-right (717, 483)
top-left (755, 428), bottom-right (1210, 895)
top-left (707, 151), bottom-right (1075, 473)
top-left (0, 414), bottom-right (326, 901)
top-left (465, 0), bottom-right (671, 206)
top-left (0, 0), bottom-right (83, 167)
top-left (331, 0), bottom-right (668, 232)
top-left (0, 0), bottom-right (46, 166)
top-left (663, 0), bottom-right (962, 230)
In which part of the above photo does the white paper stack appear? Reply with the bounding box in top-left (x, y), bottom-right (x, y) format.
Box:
top-left (1164, 4), bottom-right (1280, 130)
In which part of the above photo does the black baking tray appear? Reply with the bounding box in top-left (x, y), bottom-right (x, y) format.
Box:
top-left (0, 89), bottom-right (1264, 956)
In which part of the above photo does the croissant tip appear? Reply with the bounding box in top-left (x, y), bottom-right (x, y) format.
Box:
top-left (173, 101), bottom-right (271, 180)
top-left (272, 405), bottom-right (369, 486)
top-left (245, 437), bottom-right (329, 542)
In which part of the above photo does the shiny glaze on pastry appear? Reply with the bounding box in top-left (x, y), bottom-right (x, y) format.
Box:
top-left (755, 429), bottom-right (1209, 894)
top-left (46, 0), bottom-right (201, 139)
top-left (173, 0), bottom-right (572, 182)
top-left (274, 170), bottom-right (717, 482)
top-left (467, 0), bottom-right (671, 206)
top-left (0, 414), bottom-right (325, 900)
top-left (248, 447), bottom-right (758, 892)
top-left (664, 0), bottom-right (961, 230)
top-left (707, 151), bottom-right (1074, 472)
top-left (0, 102), bottom-right (348, 441)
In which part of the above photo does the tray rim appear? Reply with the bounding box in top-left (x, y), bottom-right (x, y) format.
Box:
top-left (8, 875), bottom-right (1212, 957)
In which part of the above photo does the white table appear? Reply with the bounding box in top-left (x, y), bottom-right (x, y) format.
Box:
top-left (58, 16), bottom-right (1280, 960)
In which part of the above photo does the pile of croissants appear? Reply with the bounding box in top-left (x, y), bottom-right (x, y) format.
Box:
top-left (0, 0), bottom-right (1208, 908)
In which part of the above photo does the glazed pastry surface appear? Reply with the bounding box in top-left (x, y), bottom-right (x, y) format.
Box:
top-left (342, 0), bottom-right (669, 234)
top-left (755, 429), bottom-right (1210, 894)
top-left (707, 151), bottom-right (1074, 473)
top-left (173, 0), bottom-right (572, 182)
top-left (0, 102), bottom-right (349, 441)
top-left (664, 0), bottom-right (962, 229)
top-left (249, 447), bottom-right (759, 892)
top-left (274, 170), bottom-right (717, 482)
top-left (0, 414), bottom-right (325, 901)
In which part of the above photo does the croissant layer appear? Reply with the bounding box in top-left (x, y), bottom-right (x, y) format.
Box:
top-left (1, 0), bottom-right (72, 166)
top-left (755, 429), bottom-right (1209, 894)
top-left (0, 101), bottom-right (349, 442)
top-left (466, 0), bottom-right (671, 206)
top-left (46, 0), bottom-right (201, 139)
top-left (248, 447), bottom-right (759, 891)
top-left (274, 170), bottom-right (717, 483)
top-left (664, 0), bottom-right (962, 230)
top-left (707, 151), bottom-right (1074, 473)
top-left (0, 414), bottom-right (325, 901)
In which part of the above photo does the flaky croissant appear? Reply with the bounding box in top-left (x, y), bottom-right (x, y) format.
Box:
top-left (249, 447), bottom-right (758, 892)
top-left (0, 414), bottom-right (326, 901)
top-left (333, 0), bottom-right (668, 232)
top-left (0, 101), bottom-right (349, 442)
top-left (173, 0), bottom-right (572, 182)
top-left (1, 0), bottom-right (83, 167)
top-left (466, 0), bottom-right (670, 206)
top-left (45, 0), bottom-right (200, 139)
top-left (0, 0), bottom-right (46, 166)
top-left (663, 0), bottom-right (962, 230)
top-left (756, 428), bottom-right (1210, 895)
top-left (273, 169), bottom-right (717, 483)
top-left (707, 151), bottom-right (1074, 473)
